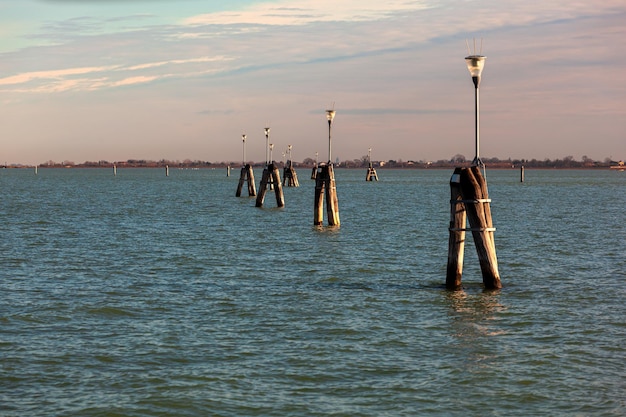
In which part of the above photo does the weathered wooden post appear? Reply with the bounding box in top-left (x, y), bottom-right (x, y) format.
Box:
top-left (113, 163), bottom-right (117, 176)
top-left (282, 145), bottom-right (299, 187)
top-left (256, 162), bottom-right (284, 208)
top-left (365, 147), bottom-right (378, 181)
top-left (283, 159), bottom-right (299, 186)
top-left (520, 165), bottom-right (525, 182)
top-left (462, 166), bottom-right (500, 288)
top-left (227, 165), bottom-right (231, 177)
top-left (236, 134), bottom-right (257, 197)
top-left (165, 165), bottom-right (169, 177)
top-left (314, 108), bottom-right (340, 226)
top-left (446, 168), bottom-right (466, 289)
top-left (446, 166), bottom-right (501, 289)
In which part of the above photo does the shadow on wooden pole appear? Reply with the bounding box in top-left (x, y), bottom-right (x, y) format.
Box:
top-left (446, 167), bottom-right (466, 289)
top-left (446, 166), bottom-right (501, 290)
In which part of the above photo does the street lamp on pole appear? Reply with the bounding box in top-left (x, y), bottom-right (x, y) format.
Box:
top-left (264, 127), bottom-right (271, 165)
top-left (465, 52), bottom-right (486, 167)
top-left (269, 143), bottom-right (274, 163)
top-left (242, 134), bottom-right (247, 166)
top-left (325, 108), bottom-right (335, 164)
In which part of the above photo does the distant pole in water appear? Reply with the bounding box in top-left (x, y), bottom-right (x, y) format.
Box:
top-left (520, 165), bottom-right (525, 182)
top-left (227, 165), bottom-right (231, 177)
top-left (165, 165), bottom-right (169, 177)
top-left (365, 147), bottom-right (378, 181)
top-left (255, 161), bottom-right (284, 208)
top-left (314, 107), bottom-right (340, 226)
top-left (34, 165), bottom-right (38, 175)
top-left (283, 144), bottom-right (299, 187)
top-left (113, 164), bottom-right (117, 176)
top-left (236, 133), bottom-right (256, 197)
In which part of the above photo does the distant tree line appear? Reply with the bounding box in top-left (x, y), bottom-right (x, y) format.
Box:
top-left (2, 155), bottom-right (618, 169)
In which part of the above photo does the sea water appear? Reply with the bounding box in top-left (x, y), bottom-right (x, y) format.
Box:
top-left (1, 167), bottom-right (624, 416)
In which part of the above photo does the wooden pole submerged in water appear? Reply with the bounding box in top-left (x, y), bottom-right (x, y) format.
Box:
top-left (446, 166), bottom-right (501, 290)
top-left (314, 108), bottom-right (340, 226)
top-left (314, 163), bottom-right (340, 226)
top-left (283, 159), bottom-right (300, 187)
top-left (365, 148), bottom-right (378, 181)
top-left (366, 164), bottom-right (378, 181)
top-left (446, 168), bottom-right (466, 289)
top-left (520, 165), bottom-right (525, 182)
top-left (236, 164), bottom-right (256, 197)
top-left (255, 163), bottom-right (284, 208)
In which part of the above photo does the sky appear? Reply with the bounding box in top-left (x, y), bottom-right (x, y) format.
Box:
top-left (0, 0), bottom-right (624, 165)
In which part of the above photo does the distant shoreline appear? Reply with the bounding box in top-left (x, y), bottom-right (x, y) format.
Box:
top-left (2, 164), bottom-right (621, 170)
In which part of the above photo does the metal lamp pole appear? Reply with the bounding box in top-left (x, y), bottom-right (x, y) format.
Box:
top-left (242, 134), bottom-right (247, 166)
top-left (325, 109), bottom-right (335, 164)
top-left (465, 54), bottom-right (486, 167)
top-left (264, 127), bottom-right (270, 165)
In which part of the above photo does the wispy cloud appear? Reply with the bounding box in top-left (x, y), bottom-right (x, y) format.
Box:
top-left (0, 66), bottom-right (118, 86)
top-left (0, 56), bottom-right (233, 93)
top-left (182, 0), bottom-right (431, 26)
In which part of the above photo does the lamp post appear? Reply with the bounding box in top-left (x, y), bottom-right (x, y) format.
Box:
top-left (287, 144), bottom-right (292, 162)
top-left (241, 134), bottom-right (247, 166)
top-left (269, 143), bottom-right (274, 163)
top-left (264, 127), bottom-right (271, 165)
top-left (325, 109), bottom-right (335, 164)
top-left (465, 53), bottom-right (486, 167)
top-left (368, 147), bottom-right (372, 166)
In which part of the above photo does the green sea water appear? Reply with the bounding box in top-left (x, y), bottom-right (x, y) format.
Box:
top-left (1, 167), bottom-right (624, 416)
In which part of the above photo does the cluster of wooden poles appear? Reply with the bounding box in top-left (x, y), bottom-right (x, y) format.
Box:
top-left (235, 159), bottom-right (341, 227)
top-left (235, 158), bottom-right (502, 290)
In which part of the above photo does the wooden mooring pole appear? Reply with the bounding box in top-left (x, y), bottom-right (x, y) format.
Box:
top-left (256, 163), bottom-right (284, 207)
top-left (446, 168), bottom-right (466, 289)
top-left (366, 163), bottom-right (378, 181)
top-left (365, 148), bottom-right (378, 181)
top-left (314, 163), bottom-right (340, 226)
top-left (446, 165), bottom-right (501, 290)
top-left (236, 164), bottom-right (257, 197)
top-left (283, 160), bottom-right (300, 187)
top-left (520, 165), bottom-right (525, 182)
